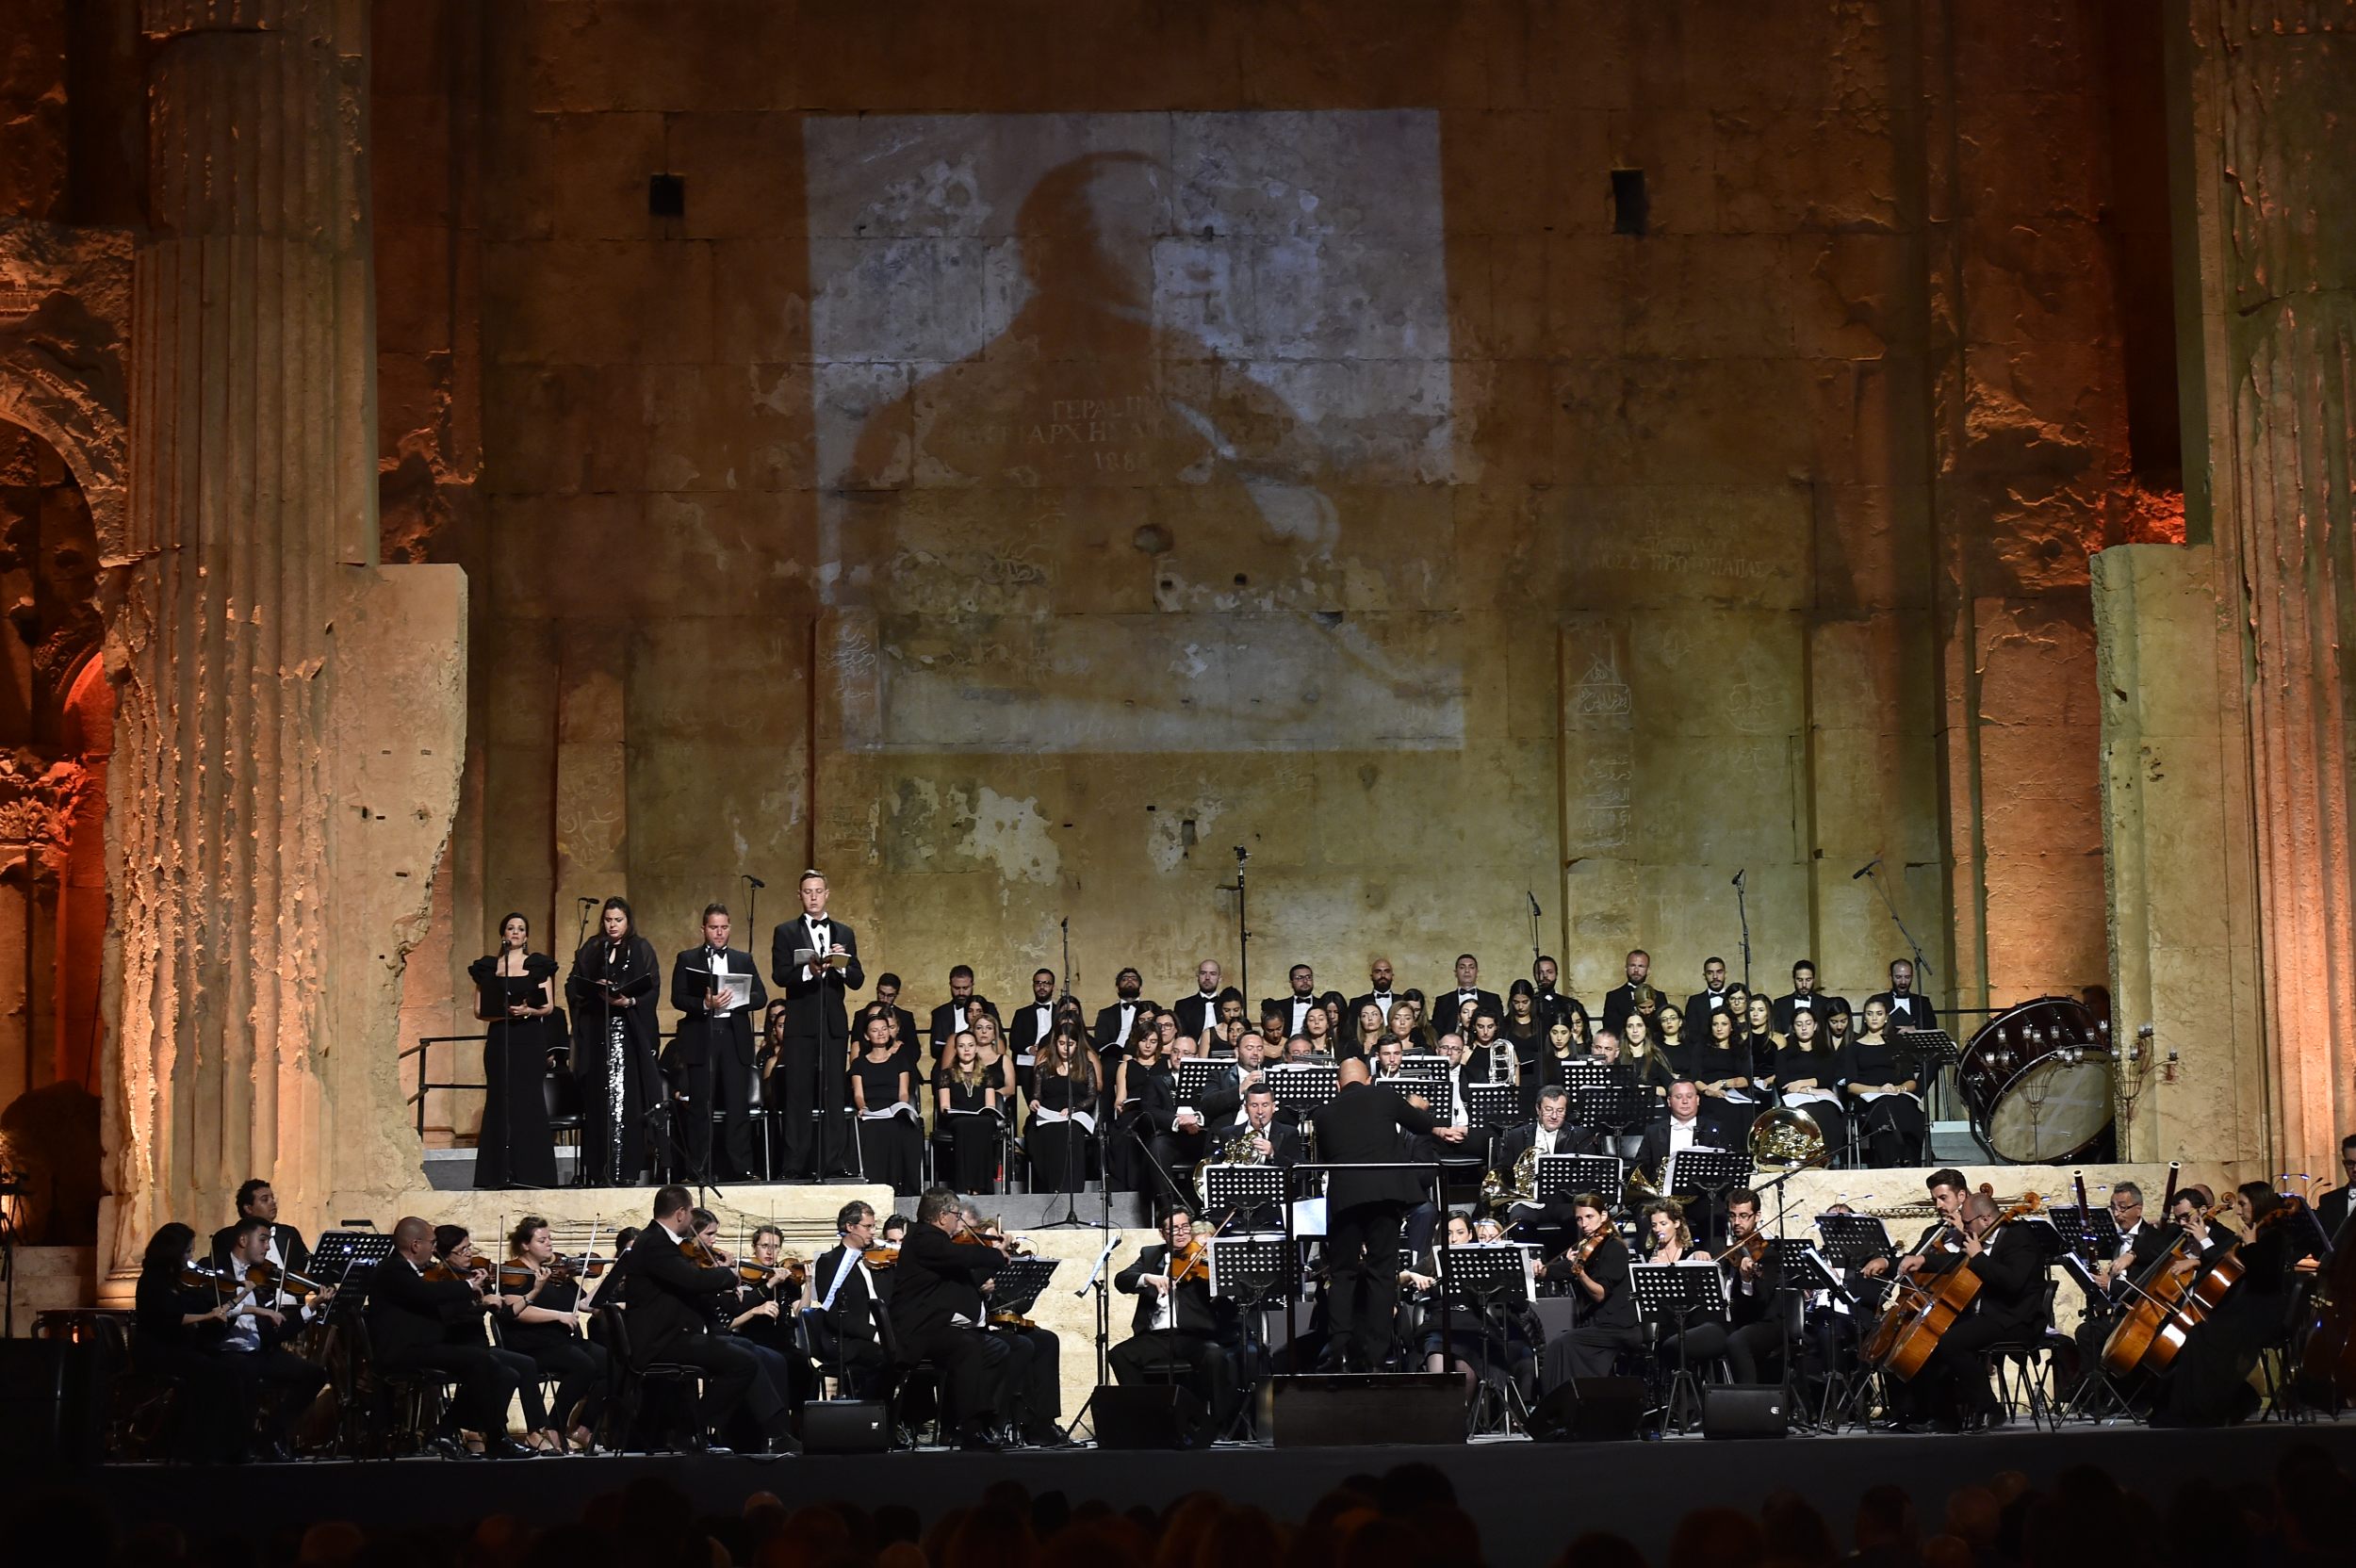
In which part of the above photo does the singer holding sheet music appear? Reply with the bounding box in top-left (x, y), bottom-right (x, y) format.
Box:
top-left (566, 897), bottom-right (663, 1186)
top-left (668, 904), bottom-right (770, 1183)
top-left (851, 1012), bottom-right (923, 1191)
top-left (467, 913), bottom-right (562, 1189)
top-left (771, 869), bottom-right (865, 1179)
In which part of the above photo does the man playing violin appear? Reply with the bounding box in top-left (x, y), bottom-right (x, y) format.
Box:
top-left (1717, 1189), bottom-right (1785, 1385)
top-left (496, 1216), bottom-right (615, 1453)
top-left (365, 1217), bottom-right (534, 1459)
top-left (619, 1187), bottom-right (801, 1455)
top-left (808, 1201), bottom-right (892, 1398)
top-left (960, 1199), bottom-right (1068, 1447)
top-left (1112, 1206), bottom-right (1240, 1446)
top-left (210, 1178), bottom-right (312, 1309)
top-left (891, 1185), bottom-right (1016, 1450)
top-left (216, 1215), bottom-right (334, 1459)
top-left (685, 1208), bottom-right (810, 1448)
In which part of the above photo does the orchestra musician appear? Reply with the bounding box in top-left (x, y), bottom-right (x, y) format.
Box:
top-left (770, 869), bottom-right (866, 1181)
top-left (364, 1217), bottom-right (534, 1459)
top-left (619, 1186), bottom-right (800, 1455)
top-left (135, 1223), bottom-right (265, 1462)
top-left (1313, 1056), bottom-right (1446, 1372)
top-left (807, 1201), bottom-right (892, 1398)
top-left (1112, 1206), bottom-right (1241, 1446)
top-left (1401, 1211), bottom-right (1538, 1399)
top-left (1203, 1082), bottom-right (1301, 1230)
top-left (890, 1186), bottom-right (1023, 1450)
top-left (213, 1216), bottom-right (335, 1459)
top-left (496, 1215), bottom-right (614, 1453)
top-left (704, 1217), bottom-right (815, 1448)
top-left (1150, 1035), bottom-right (1212, 1187)
top-left (2155, 1181), bottom-right (2304, 1427)
top-left (1635, 1079), bottom-right (1732, 1178)
top-left (668, 903), bottom-right (770, 1184)
top-left (955, 1199), bottom-right (1066, 1446)
top-left (1537, 1192), bottom-right (1639, 1383)
top-left (208, 1179), bottom-right (311, 1297)
top-left (1495, 1086), bottom-right (1592, 1234)
top-left (434, 1225), bottom-right (558, 1452)
top-left (1638, 1200), bottom-right (1735, 1377)
top-left (1715, 1189), bottom-right (1785, 1385)
top-left (1881, 1192), bottom-right (2046, 1432)
top-left (2318, 1135), bottom-right (2356, 1240)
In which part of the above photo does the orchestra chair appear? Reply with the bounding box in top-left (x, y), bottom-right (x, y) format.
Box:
top-left (592, 1303), bottom-right (708, 1454)
top-left (869, 1300), bottom-right (947, 1448)
top-left (103, 1316), bottom-right (185, 1462)
top-left (487, 1307), bottom-right (573, 1433)
top-left (1974, 1283), bottom-right (2067, 1433)
top-left (349, 1315), bottom-right (458, 1459)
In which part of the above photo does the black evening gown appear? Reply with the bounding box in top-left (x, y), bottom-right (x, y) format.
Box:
top-left (941, 1074), bottom-right (1000, 1193)
top-left (1026, 1070), bottom-right (1096, 1192)
top-left (468, 952), bottom-right (562, 1188)
top-left (852, 1056), bottom-right (922, 1192)
top-left (565, 935), bottom-right (663, 1186)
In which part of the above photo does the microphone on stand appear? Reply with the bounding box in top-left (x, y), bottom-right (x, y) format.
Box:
top-left (1528, 890), bottom-right (1541, 917)
top-left (1731, 870), bottom-right (1745, 888)
top-left (1852, 858), bottom-right (1882, 880)
top-left (744, 875), bottom-right (766, 890)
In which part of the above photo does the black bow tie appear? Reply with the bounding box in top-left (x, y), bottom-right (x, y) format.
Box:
top-left (707, 948), bottom-right (724, 960)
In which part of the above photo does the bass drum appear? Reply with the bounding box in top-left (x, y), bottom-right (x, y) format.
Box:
top-left (1957, 997), bottom-right (2113, 1164)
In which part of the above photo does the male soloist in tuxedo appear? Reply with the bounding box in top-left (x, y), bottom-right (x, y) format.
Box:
top-left (1091, 967), bottom-right (1154, 1057)
top-left (1113, 1207), bottom-right (1242, 1444)
top-left (669, 904), bottom-right (770, 1182)
top-left (770, 869), bottom-right (866, 1179)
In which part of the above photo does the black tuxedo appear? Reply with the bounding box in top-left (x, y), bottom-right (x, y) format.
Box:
top-left (807, 1242), bottom-right (891, 1396)
top-left (1111, 1243), bottom-right (1241, 1439)
top-left (1007, 997), bottom-right (1058, 1088)
top-left (620, 1223), bottom-right (784, 1440)
top-left (1598, 982), bottom-right (1652, 1038)
top-left (1170, 988), bottom-right (1233, 1041)
top-left (1864, 989), bottom-right (1938, 1036)
top-left (1312, 1081), bottom-right (1438, 1370)
top-left (669, 944), bottom-right (771, 1179)
top-left (1197, 1056), bottom-right (1273, 1124)
top-left (1092, 997), bottom-right (1155, 1054)
top-left (1772, 990), bottom-right (1850, 1035)
top-left (1436, 986), bottom-right (1505, 1032)
top-left (1347, 989), bottom-right (1402, 1031)
top-left (208, 1221), bottom-right (310, 1283)
top-left (1530, 986), bottom-right (1577, 1026)
top-left (1683, 988), bottom-right (1735, 1029)
top-left (2320, 1184), bottom-right (2355, 1244)
top-left (365, 1254), bottom-right (522, 1435)
top-left (1497, 1119), bottom-right (1592, 1168)
top-left (1272, 992), bottom-right (1322, 1037)
top-left (1902, 1221), bottom-right (2049, 1423)
top-left (769, 913), bottom-right (866, 1176)
top-left (928, 999), bottom-right (989, 1057)
top-left (1634, 1110), bottom-right (1736, 1181)
top-left (891, 1222), bottom-right (1011, 1431)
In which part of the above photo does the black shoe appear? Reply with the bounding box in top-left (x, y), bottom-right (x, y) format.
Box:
top-left (1870, 1417), bottom-right (1917, 1433)
top-left (484, 1437), bottom-right (537, 1460)
top-left (423, 1434), bottom-right (472, 1461)
top-left (766, 1431), bottom-right (803, 1456)
top-left (1023, 1423), bottom-right (1073, 1449)
top-left (694, 1435), bottom-right (737, 1456)
top-left (955, 1422), bottom-right (1004, 1452)
top-left (257, 1440), bottom-right (294, 1463)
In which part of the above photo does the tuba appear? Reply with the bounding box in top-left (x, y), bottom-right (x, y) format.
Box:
top-left (1480, 1145), bottom-right (1541, 1213)
top-left (1748, 1107), bottom-right (1829, 1169)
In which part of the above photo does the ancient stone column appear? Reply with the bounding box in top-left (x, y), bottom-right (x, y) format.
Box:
top-left (2182, 1), bottom-right (2356, 1168)
top-left (101, 0), bottom-right (436, 1270)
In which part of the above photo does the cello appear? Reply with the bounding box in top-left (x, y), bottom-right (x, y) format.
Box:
top-left (1876, 1189), bottom-right (2042, 1381)
top-left (2100, 1164), bottom-right (2195, 1377)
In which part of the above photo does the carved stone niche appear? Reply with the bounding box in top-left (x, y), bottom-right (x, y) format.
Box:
top-left (0, 220), bottom-right (129, 1246)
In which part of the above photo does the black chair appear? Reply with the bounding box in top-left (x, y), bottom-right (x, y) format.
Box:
top-left (542, 1064), bottom-right (584, 1172)
top-left (103, 1317), bottom-right (185, 1462)
top-left (486, 1307), bottom-right (570, 1441)
top-left (1975, 1283), bottom-right (2068, 1431)
top-left (592, 1304), bottom-right (707, 1453)
top-left (869, 1298), bottom-right (945, 1448)
top-left (348, 1315), bottom-right (456, 1458)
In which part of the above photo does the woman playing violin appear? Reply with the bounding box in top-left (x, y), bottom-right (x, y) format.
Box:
top-left (497, 1216), bottom-right (615, 1453)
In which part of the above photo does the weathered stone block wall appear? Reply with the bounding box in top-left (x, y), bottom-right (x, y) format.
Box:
top-left (376, 2), bottom-right (2142, 1116)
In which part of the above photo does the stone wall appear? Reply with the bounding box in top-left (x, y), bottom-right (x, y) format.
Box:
top-left (368, 3), bottom-right (2148, 1144)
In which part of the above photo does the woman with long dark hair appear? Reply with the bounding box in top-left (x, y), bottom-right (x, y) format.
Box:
top-left (468, 911), bottom-right (561, 1188)
top-left (133, 1222), bottom-right (250, 1462)
top-left (1027, 1021), bottom-right (1102, 1193)
top-left (564, 896), bottom-right (662, 1185)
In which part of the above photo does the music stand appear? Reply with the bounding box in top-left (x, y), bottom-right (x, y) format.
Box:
top-left (1210, 1233), bottom-right (1297, 1436)
top-left (1441, 1243), bottom-right (1540, 1434)
top-left (1631, 1264), bottom-right (1729, 1434)
top-left (1766, 1238), bottom-right (1850, 1430)
top-left (1893, 1027), bottom-right (1960, 1120)
top-left (1203, 1165), bottom-right (1286, 1231)
top-left (1567, 1070), bottom-right (1650, 1153)
top-left (1464, 1083), bottom-right (1518, 1131)
top-left (1536, 1154), bottom-right (1625, 1203)
top-left (2040, 1204), bottom-right (2121, 1263)
top-left (1266, 1063), bottom-right (1337, 1120)
top-left (312, 1231), bottom-right (397, 1291)
top-left (1175, 1059), bottom-right (1233, 1114)
top-left (1663, 1148), bottom-right (1751, 1245)
top-left (1813, 1213), bottom-right (1894, 1270)
top-left (986, 1256), bottom-right (1058, 1323)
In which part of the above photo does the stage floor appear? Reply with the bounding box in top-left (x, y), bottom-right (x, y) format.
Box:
top-left (29, 1418), bottom-right (2356, 1561)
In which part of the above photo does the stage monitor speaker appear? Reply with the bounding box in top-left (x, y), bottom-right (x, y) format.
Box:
top-left (0, 1338), bottom-right (109, 1466)
top-left (1526, 1376), bottom-right (1647, 1442)
top-left (1260, 1373), bottom-right (1465, 1448)
top-left (1701, 1386), bottom-right (1788, 1438)
top-left (798, 1399), bottom-right (889, 1452)
top-left (1093, 1384), bottom-right (1203, 1449)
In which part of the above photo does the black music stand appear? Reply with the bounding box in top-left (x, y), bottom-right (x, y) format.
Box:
top-left (987, 1256), bottom-right (1058, 1325)
top-left (1663, 1148), bottom-right (1751, 1246)
top-left (1266, 1063), bottom-right (1338, 1122)
top-left (313, 1231), bottom-right (397, 1291)
top-left (1812, 1214), bottom-right (1899, 1429)
top-left (1767, 1238), bottom-right (1849, 1430)
top-left (1567, 1069), bottom-right (1650, 1155)
top-left (1203, 1165), bottom-right (1286, 1233)
top-left (1441, 1244), bottom-right (1540, 1435)
top-left (1174, 1059), bottom-right (1227, 1114)
top-left (1536, 1153), bottom-right (1625, 1203)
top-left (1894, 1027), bottom-right (1960, 1124)
top-left (1209, 1233), bottom-right (1296, 1436)
top-left (2040, 1204), bottom-right (2120, 1264)
top-left (1631, 1264), bottom-right (1728, 1435)
top-left (1464, 1082), bottom-right (1517, 1129)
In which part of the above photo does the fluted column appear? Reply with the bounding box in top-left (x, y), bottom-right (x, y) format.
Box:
top-left (102, 0), bottom-right (380, 1266)
top-left (2185, 1), bottom-right (2356, 1168)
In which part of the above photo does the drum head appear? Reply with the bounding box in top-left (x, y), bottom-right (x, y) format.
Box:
top-left (1983, 1052), bottom-right (2114, 1164)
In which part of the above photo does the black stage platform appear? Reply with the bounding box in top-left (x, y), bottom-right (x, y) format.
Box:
top-left (23, 1420), bottom-right (2356, 1562)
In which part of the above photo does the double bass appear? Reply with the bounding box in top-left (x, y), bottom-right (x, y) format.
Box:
top-left (1869, 1188), bottom-right (2042, 1381)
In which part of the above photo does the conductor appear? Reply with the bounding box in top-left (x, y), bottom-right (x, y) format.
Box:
top-left (770, 868), bottom-right (865, 1179)
top-left (1310, 1056), bottom-right (1460, 1371)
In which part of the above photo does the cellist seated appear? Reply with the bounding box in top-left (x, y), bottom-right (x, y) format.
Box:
top-left (1877, 1192), bottom-right (2047, 1433)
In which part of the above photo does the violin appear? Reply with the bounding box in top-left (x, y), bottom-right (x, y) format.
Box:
top-left (178, 1264), bottom-right (241, 1297)
top-left (1717, 1229), bottom-right (1770, 1268)
top-left (861, 1246), bottom-right (900, 1269)
top-left (1170, 1240), bottom-right (1212, 1285)
top-left (680, 1237), bottom-right (732, 1270)
top-left (422, 1258), bottom-right (487, 1290)
top-left (245, 1261), bottom-right (329, 1300)
top-left (733, 1255), bottom-right (810, 1288)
